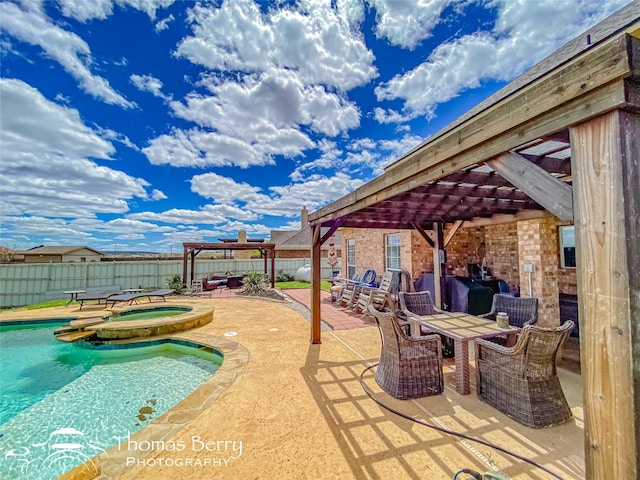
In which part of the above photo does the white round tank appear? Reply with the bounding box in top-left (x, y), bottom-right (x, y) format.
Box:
top-left (295, 264), bottom-right (311, 282)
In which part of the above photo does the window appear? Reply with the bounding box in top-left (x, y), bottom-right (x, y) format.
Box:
top-left (385, 234), bottom-right (401, 270)
top-left (559, 226), bottom-right (576, 268)
top-left (346, 239), bottom-right (356, 278)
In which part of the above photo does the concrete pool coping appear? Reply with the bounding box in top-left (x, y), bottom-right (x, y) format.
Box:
top-left (62, 330), bottom-right (250, 480)
top-left (2, 295), bottom-right (586, 480)
top-left (87, 303), bottom-right (214, 339)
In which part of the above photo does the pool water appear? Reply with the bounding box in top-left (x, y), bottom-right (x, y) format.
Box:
top-left (0, 323), bottom-right (221, 480)
top-left (110, 306), bottom-right (190, 322)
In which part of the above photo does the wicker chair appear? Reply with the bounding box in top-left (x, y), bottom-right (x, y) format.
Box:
top-left (475, 321), bottom-right (574, 428)
top-left (480, 293), bottom-right (538, 327)
top-left (368, 305), bottom-right (444, 399)
top-left (397, 291), bottom-right (455, 357)
top-left (480, 294), bottom-right (538, 345)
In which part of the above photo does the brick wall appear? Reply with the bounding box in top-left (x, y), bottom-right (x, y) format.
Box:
top-left (445, 226), bottom-right (486, 277)
top-left (341, 220), bottom-right (570, 324)
top-left (339, 228), bottom-right (414, 281)
top-left (485, 223), bottom-right (520, 290)
top-left (517, 218), bottom-right (560, 326)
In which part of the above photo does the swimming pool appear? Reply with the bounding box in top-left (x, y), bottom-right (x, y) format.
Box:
top-left (0, 322), bottom-right (222, 480)
top-left (108, 306), bottom-right (191, 322)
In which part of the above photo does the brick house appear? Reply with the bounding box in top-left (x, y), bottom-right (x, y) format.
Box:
top-left (337, 216), bottom-right (576, 326)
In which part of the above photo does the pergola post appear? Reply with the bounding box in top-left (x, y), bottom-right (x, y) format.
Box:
top-left (310, 225), bottom-right (322, 344)
top-left (570, 109), bottom-right (639, 479)
top-left (432, 222), bottom-right (445, 308)
top-left (182, 245), bottom-right (188, 287)
top-left (270, 252), bottom-right (275, 287)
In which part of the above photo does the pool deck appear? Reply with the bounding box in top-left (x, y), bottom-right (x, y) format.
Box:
top-left (1, 290), bottom-right (585, 480)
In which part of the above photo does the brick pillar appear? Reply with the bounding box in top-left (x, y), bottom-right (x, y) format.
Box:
top-left (517, 218), bottom-right (560, 326)
top-left (235, 230), bottom-right (251, 260)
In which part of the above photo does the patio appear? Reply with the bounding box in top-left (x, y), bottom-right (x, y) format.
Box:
top-left (102, 294), bottom-right (584, 479)
top-left (0, 290), bottom-right (576, 479)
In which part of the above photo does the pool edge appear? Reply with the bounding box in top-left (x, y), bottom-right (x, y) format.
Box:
top-left (57, 331), bottom-right (249, 480)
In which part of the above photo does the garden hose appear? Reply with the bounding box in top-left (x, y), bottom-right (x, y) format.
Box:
top-left (359, 364), bottom-right (565, 480)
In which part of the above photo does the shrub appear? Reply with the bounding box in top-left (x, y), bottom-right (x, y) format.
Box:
top-left (241, 272), bottom-right (268, 295)
top-left (276, 270), bottom-right (294, 282)
top-left (166, 274), bottom-right (183, 294)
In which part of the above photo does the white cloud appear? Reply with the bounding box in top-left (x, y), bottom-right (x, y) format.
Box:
top-left (155, 14), bottom-right (175, 32)
top-left (373, 0), bottom-right (631, 122)
top-left (127, 204), bottom-right (259, 224)
top-left (144, 64), bottom-right (361, 168)
top-left (289, 132), bottom-right (424, 180)
top-left (117, 0), bottom-right (175, 20)
top-left (57, 0), bottom-right (114, 21)
top-left (182, 68), bottom-right (358, 135)
top-left (189, 171), bottom-right (363, 218)
top-left (130, 73), bottom-right (172, 101)
top-left (0, 1), bottom-right (135, 108)
top-left (0, 78), bottom-right (114, 158)
top-left (176, 0), bottom-right (376, 90)
top-left (368, 0), bottom-right (455, 49)
top-left (150, 189), bottom-right (167, 201)
top-left (58, 0), bottom-right (175, 22)
top-left (0, 78), bottom-right (150, 218)
top-left (145, 1), bottom-right (369, 170)
top-left (289, 139), bottom-right (343, 181)
top-left (142, 127), bottom-right (285, 169)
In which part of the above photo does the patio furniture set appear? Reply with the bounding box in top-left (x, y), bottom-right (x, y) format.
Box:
top-left (192, 274), bottom-right (245, 293)
top-left (367, 289), bottom-right (574, 429)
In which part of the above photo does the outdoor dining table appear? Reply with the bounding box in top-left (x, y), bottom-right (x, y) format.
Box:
top-left (407, 312), bottom-right (520, 395)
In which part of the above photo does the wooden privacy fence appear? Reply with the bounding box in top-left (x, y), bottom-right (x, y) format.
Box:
top-left (0, 258), bottom-right (340, 307)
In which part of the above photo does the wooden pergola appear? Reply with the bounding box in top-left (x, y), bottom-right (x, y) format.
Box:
top-left (182, 242), bottom-right (276, 287)
top-left (308, 5), bottom-right (639, 480)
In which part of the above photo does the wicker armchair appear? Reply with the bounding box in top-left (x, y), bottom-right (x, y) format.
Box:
top-left (368, 305), bottom-right (444, 399)
top-left (475, 321), bottom-right (574, 428)
top-left (479, 294), bottom-right (538, 345)
top-left (480, 293), bottom-right (538, 327)
top-left (397, 291), bottom-right (455, 358)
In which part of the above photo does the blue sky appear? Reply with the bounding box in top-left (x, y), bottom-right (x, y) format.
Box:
top-left (0, 0), bottom-right (631, 253)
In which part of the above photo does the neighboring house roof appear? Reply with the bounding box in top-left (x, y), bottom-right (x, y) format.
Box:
top-left (271, 227), bottom-right (342, 250)
top-left (21, 246), bottom-right (104, 256)
top-left (217, 238), bottom-right (266, 243)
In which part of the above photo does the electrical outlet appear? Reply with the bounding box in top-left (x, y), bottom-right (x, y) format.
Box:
top-left (523, 264), bottom-right (535, 273)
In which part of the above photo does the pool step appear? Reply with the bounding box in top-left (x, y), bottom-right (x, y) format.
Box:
top-left (69, 317), bottom-right (106, 328)
top-left (56, 331), bottom-right (97, 343)
top-left (54, 317), bottom-right (105, 341)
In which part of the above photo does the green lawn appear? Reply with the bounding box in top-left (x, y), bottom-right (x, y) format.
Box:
top-left (2, 299), bottom-right (70, 311)
top-left (275, 281), bottom-right (332, 291)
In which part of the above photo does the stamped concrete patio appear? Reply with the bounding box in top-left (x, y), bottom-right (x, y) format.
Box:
top-left (2, 290), bottom-right (584, 479)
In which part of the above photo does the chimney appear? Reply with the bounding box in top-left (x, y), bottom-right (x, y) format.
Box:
top-left (238, 230), bottom-right (247, 243)
top-left (301, 206), bottom-right (308, 228)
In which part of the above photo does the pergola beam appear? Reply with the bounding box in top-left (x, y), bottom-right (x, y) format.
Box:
top-left (487, 152), bottom-right (574, 221)
top-left (311, 35), bottom-right (635, 227)
top-left (181, 242), bottom-right (276, 287)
